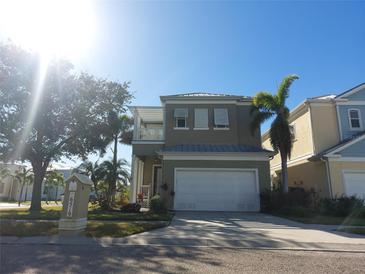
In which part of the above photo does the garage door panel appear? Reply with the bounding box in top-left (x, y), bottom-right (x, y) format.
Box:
top-left (344, 172), bottom-right (365, 199)
top-left (174, 169), bottom-right (260, 212)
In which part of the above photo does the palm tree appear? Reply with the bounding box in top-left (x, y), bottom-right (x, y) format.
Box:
top-left (250, 75), bottom-right (299, 193)
top-left (0, 167), bottom-right (12, 199)
top-left (76, 160), bottom-right (104, 200)
top-left (45, 171), bottom-right (64, 204)
top-left (102, 112), bottom-right (133, 204)
top-left (12, 167), bottom-right (33, 206)
top-left (98, 159), bottom-right (130, 208)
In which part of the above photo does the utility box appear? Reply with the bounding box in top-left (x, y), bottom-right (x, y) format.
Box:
top-left (58, 173), bottom-right (92, 235)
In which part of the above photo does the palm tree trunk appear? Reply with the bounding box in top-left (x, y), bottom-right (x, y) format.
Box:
top-left (24, 183), bottom-right (28, 202)
top-left (54, 185), bottom-right (58, 204)
top-left (110, 135), bottom-right (118, 206)
top-left (18, 182), bottom-right (25, 207)
top-left (280, 153), bottom-right (289, 193)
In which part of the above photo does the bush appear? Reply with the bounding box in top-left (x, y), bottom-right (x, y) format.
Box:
top-left (260, 190), bottom-right (313, 212)
top-left (120, 203), bottom-right (141, 213)
top-left (276, 206), bottom-right (313, 217)
top-left (319, 196), bottom-right (363, 217)
top-left (150, 195), bottom-right (167, 213)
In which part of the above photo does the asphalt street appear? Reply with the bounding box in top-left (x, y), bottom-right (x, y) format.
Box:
top-left (1, 244), bottom-right (365, 273)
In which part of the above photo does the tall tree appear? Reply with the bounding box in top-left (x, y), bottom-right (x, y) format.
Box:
top-left (250, 75), bottom-right (299, 193)
top-left (0, 43), bottom-right (132, 210)
top-left (101, 112), bottom-right (133, 206)
top-left (98, 159), bottom-right (130, 207)
top-left (12, 167), bottom-right (33, 207)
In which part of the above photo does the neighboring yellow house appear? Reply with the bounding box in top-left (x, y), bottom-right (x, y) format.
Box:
top-left (262, 83), bottom-right (365, 199)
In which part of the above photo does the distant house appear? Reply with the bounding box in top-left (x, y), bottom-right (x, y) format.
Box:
top-left (129, 92), bottom-right (273, 211)
top-left (262, 83), bottom-right (365, 199)
top-left (0, 162), bottom-right (73, 202)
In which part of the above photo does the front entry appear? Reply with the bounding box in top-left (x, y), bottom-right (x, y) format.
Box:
top-left (152, 165), bottom-right (162, 196)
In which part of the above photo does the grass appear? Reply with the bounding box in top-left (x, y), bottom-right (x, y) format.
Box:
top-left (0, 219), bottom-right (167, 237)
top-left (338, 227), bottom-right (365, 235)
top-left (272, 211), bottom-right (365, 226)
top-left (0, 205), bottom-right (173, 222)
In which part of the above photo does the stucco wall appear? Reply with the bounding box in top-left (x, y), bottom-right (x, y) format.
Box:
top-left (310, 104), bottom-right (340, 154)
top-left (160, 160), bottom-right (271, 209)
top-left (164, 103), bottom-right (261, 147)
top-left (328, 160), bottom-right (365, 197)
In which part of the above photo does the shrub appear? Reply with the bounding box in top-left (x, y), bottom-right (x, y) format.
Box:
top-left (277, 206), bottom-right (313, 217)
top-left (260, 190), bottom-right (313, 212)
top-left (150, 195), bottom-right (167, 213)
top-left (319, 196), bottom-right (363, 217)
top-left (120, 203), bottom-right (141, 213)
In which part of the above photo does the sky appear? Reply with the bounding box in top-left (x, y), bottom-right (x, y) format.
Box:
top-left (1, 0), bottom-right (365, 168)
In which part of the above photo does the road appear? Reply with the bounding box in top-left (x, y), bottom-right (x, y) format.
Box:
top-left (1, 244), bottom-right (365, 273)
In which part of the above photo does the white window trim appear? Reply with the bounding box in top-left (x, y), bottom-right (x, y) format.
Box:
top-left (213, 127), bottom-right (230, 130)
top-left (348, 108), bottom-right (363, 131)
top-left (173, 127), bottom-right (189, 130)
top-left (193, 128), bottom-right (209, 130)
top-left (213, 108), bottom-right (229, 128)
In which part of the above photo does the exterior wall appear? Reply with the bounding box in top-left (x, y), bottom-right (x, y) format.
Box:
top-left (310, 104), bottom-right (340, 154)
top-left (345, 87), bottom-right (365, 101)
top-left (263, 106), bottom-right (314, 170)
top-left (339, 138), bottom-right (365, 157)
top-left (337, 104), bottom-right (365, 140)
top-left (161, 160), bottom-right (271, 209)
top-left (328, 160), bottom-right (365, 197)
top-left (132, 144), bottom-right (164, 156)
top-left (164, 103), bottom-right (261, 147)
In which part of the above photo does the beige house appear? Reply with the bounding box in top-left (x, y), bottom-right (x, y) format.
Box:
top-left (130, 93), bottom-right (273, 211)
top-left (262, 83), bottom-right (365, 199)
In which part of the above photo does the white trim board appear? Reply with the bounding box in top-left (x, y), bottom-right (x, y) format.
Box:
top-left (132, 141), bottom-right (165, 145)
top-left (327, 157), bottom-right (365, 162)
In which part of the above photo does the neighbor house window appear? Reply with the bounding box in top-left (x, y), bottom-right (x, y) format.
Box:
top-left (348, 109), bottom-right (362, 130)
top-left (290, 124), bottom-right (296, 141)
top-left (174, 108), bottom-right (188, 128)
top-left (214, 108), bottom-right (229, 128)
top-left (194, 108), bottom-right (208, 129)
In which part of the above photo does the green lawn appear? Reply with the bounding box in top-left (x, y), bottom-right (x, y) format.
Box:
top-left (338, 227), bottom-right (365, 235)
top-left (273, 213), bottom-right (365, 226)
top-left (0, 219), bottom-right (167, 237)
top-left (0, 206), bottom-right (173, 222)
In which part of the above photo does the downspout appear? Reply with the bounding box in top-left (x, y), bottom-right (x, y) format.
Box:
top-left (322, 157), bottom-right (333, 199)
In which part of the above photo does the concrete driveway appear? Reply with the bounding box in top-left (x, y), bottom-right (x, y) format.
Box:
top-left (119, 211), bottom-right (365, 251)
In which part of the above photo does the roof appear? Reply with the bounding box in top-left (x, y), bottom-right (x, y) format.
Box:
top-left (310, 130), bottom-right (365, 160)
top-left (161, 144), bottom-right (273, 154)
top-left (336, 82), bottom-right (365, 99)
top-left (160, 92), bottom-right (251, 102)
top-left (65, 173), bottom-right (93, 186)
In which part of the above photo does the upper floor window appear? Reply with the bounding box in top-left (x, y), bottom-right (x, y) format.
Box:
top-left (348, 109), bottom-right (362, 130)
top-left (290, 124), bottom-right (296, 141)
top-left (174, 108), bottom-right (188, 129)
top-left (194, 108), bottom-right (208, 129)
top-left (214, 108), bottom-right (229, 129)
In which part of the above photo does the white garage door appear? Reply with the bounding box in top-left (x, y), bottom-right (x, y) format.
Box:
top-left (344, 171), bottom-right (365, 199)
top-left (174, 168), bottom-right (260, 212)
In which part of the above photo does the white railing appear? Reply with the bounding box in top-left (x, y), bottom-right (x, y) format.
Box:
top-left (138, 128), bottom-right (164, 140)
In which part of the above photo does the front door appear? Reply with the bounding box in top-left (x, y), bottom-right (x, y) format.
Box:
top-left (153, 166), bottom-right (162, 196)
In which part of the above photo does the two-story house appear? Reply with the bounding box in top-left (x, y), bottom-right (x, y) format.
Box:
top-left (129, 93), bottom-right (273, 212)
top-left (262, 83), bottom-right (365, 199)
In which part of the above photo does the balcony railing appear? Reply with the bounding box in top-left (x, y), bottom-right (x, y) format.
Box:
top-left (137, 128), bottom-right (164, 140)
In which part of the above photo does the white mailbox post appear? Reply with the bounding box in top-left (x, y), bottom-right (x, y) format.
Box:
top-left (58, 173), bottom-right (92, 235)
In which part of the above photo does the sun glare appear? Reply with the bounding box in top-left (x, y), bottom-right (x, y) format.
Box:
top-left (0, 0), bottom-right (96, 60)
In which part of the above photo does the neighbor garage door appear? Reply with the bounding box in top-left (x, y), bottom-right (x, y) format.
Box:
top-left (174, 168), bottom-right (260, 212)
top-left (344, 171), bottom-right (365, 199)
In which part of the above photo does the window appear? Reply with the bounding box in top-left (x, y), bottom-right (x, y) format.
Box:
top-left (194, 108), bottom-right (208, 129)
top-left (174, 108), bottom-right (188, 129)
top-left (348, 109), bottom-right (362, 130)
top-left (214, 108), bottom-right (229, 128)
top-left (290, 124), bottom-right (296, 141)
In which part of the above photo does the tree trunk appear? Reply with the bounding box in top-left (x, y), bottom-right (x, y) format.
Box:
top-left (54, 185), bottom-right (58, 204)
top-left (280, 153), bottom-right (289, 193)
top-left (18, 182), bottom-right (25, 207)
top-left (29, 161), bottom-right (48, 211)
top-left (110, 135), bottom-right (118, 207)
top-left (24, 184), bottom-right (28, 202)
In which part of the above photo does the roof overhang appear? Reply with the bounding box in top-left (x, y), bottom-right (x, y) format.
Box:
top-left (129, 106), bottom-right (163, 123)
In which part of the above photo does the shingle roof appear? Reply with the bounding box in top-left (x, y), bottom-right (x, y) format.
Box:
top-left (310, 130), bottom-right (365, 160)
top-left (161, 144), bottom-right (272, 153)
top-left (335, 82), bottom-right (365, 98)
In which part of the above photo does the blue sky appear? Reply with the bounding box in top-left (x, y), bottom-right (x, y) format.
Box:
top-left (2, 1), bottom-right (365, 167)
